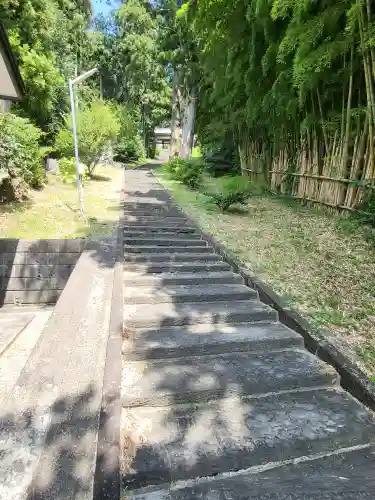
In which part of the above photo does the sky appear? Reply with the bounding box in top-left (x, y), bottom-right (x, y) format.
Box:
top-left (92, 0), bottom-right (116, 17)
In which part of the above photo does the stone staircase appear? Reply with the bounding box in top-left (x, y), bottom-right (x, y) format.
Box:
top-left (121, 167), bottom-right (375, 499)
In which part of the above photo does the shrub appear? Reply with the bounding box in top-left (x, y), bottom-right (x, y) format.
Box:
top-left (163, 157), bottom-right (206, 189)
top-left (55, 100), bottom-right (120, 176)
top-left (58, 157), bottom-right (88, 184)
top-left (203, 175), bottom-right (252, 211)
top-left (0, 111), bottom-right (45, 202)
top-left (113, 135), bottom-right (145, 163)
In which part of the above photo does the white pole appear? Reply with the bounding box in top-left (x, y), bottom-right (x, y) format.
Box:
top-left (68, 68), bottom-right (98, 219)
top-left (69, 78), bottom-right (84, 219)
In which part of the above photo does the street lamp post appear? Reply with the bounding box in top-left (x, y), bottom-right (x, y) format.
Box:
top-left (68, 67), bottom-right (98, 218)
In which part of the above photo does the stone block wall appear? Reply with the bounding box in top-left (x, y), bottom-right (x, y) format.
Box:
top-left (0, 239), bottom-right (85, 305)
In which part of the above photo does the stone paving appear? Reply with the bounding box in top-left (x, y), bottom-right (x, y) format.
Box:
top-left (0, 306), bottom-right (53, 404)
top-left (120, 166), bottom-right (375, 499)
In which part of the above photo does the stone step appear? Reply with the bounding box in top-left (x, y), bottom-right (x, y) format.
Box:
top-left (122, 322), bottom-right (304, 360)
top-left (124, 284), bottom-right (257, 305)
top-left (122, 261), bottom-right (232, 273)
top-left (123, 227), bottom-right (198, 236)
top-left (120, 388), bottom-right (375, 489)
top-left (123, 446), bottom-right (375, 499)
top-left (122, 202), bottom-right (182, 213)
top-left (123, 252), bottom-right (222, 263)
top-left (122, 195), bottom-right (171, 204)
top-left (123, 299), bottom-right (277, 329)
top-left (123, 271), bottom-right (244, 287)
top-left (123, 236), bottom-right (204, 246)
top-left (123, 208), bottom-right (184, 218)
top-left (124, 245), bottom-right (211, 254)
top-left (121, 349), bottom-right (339, 407)
top-left (123, 217), bottom-right (190, 227)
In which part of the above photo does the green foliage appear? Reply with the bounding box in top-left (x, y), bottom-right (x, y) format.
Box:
top-left (357, 185), bottom-right (375, 227)
top-left (58, 157), bottom-right (88, 184)
top-left (55, 100), bottom-right (120, 176)
top-left (192, 146), bottom-right (202, 158)
top-left (114, 137), bottom-right (145, 163)
top-left (163, 157), bottom-right (206, 189)
top-left (185, 0), bottom-right (373, 195)
top-left (0, 111), bottom-right (45, 201)
top-left (1, 0), bottom-right (92, 132)
top-left (203, 176), bottom-right (252, 212)
top-left (89, 0), bottom-right (171, 148)
top-left (113, 104), bottom-right (146, 162)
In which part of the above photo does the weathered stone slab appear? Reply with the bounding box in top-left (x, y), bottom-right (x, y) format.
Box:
top-left (123, 218), bottom-right (190, 227)
top-left (123, 237), bottom-right (206, 246)
top-left (122, 323), bottom-right (304, 360)
top-left (1, 277), bottom-right (67, 291)
top-left (1, 290), bottom-right (61, 305)
top-left (0, 239), bottom-right (84, 254)
top-left (123, 300), bottom-right (277, 329)
top-left (122, 271), bottom-right (243, 287)
top-left (120, 389), bottom-right (375, 489)
top-left (124, 252), bottom-right (221, 263)
top-left (123, 284), bottom-right (257, 305)
top-left (0, 313), bottom-right (34, 355)
top-left (6, 264), bottom-right (73, 279)
top-left (122, 262), bottom-right (231, 274)
top-left (124, 446), bottom-right (375, 499)
top-left (1, 253), bottom-right (27, 266)
top-left (124, 245), bottom-right (211, 254)
top-left (124, 228), bottom-right (198, 237)
top-left (121, 349), bottom-right (338, 406)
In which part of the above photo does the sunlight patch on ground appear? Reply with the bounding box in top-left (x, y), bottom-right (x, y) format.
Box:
top-left (0, 165), bottom-right (123, 239)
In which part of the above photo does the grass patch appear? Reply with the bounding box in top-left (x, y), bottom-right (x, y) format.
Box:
top-left (156, 169), bottom-right (375, 376)
top-left (0, 164), bottom-right (123, 239)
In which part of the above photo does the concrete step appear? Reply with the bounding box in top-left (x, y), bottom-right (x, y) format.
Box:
top-left (120, 388), bottom-right (375, 489)
top-left (123, 299), bottom-right (277, 329)
top-left (123, 227), bottom-right (197, 236)
top-left (124, 245), bottom-right (211, 254)
top-left (121, 349), bottom-right (339, 407)
top-left (122, 322), bottom-right (304, 360)
top-left (123, 236), bottom-right (204, 246)
top-left (123, 271), bottom-right (244, 287)
top-left (123, 252), bottom-right (222, 263)
top-left (122, 261), bottom-right (232, 273)
top-left (123, 446), bottom-right (375, 499)
top-left (124, 284), bottom-right (257, 305)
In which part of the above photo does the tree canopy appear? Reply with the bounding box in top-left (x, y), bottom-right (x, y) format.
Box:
top-left (3, 0), bottom-right (375, 208)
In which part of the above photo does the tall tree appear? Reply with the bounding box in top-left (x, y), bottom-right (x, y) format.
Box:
top-left (0, 0), bottom-right (92, 132)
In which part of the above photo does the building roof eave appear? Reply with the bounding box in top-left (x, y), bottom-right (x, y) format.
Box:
top-left (0, 23), bottom-right (25, 100)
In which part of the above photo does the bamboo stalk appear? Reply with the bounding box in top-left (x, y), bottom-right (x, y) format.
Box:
top-left (341, 46), bottom-right (354, 176)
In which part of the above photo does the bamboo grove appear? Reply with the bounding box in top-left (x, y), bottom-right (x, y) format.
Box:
top-left (185, 0), bottom-right (375, 210)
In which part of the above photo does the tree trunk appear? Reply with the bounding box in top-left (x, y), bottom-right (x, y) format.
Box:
top-left (170, 70), bottom-right (182, 158)
top-left (180, 88), bottom-right (197, 158)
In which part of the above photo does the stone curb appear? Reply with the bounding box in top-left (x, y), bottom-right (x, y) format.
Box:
top-left (154, 173), bottom-right (375, 412)
top-left (93, 169), bottom-right (124, 500)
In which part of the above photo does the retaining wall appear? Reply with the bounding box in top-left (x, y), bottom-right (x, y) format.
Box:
top-left (0, 239), bottom-right (85, 305)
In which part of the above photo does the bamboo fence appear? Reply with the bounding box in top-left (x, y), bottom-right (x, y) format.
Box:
top-left (239, 134), bottom-right (375, 212)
